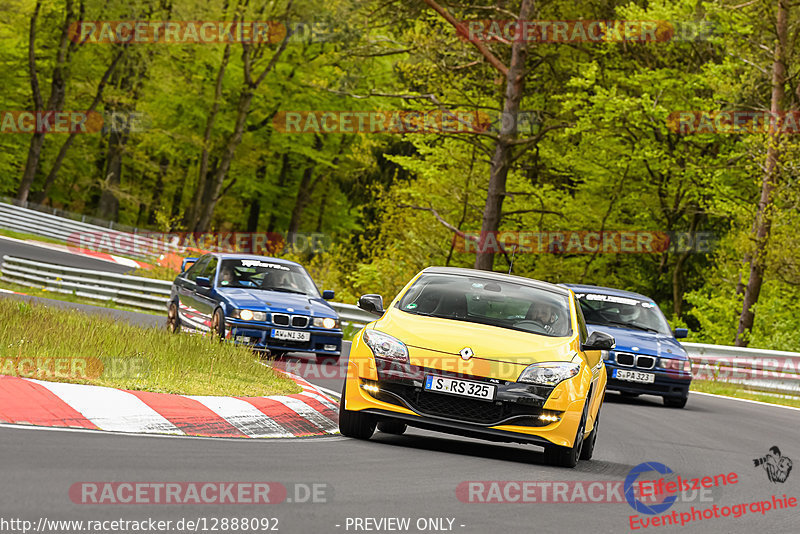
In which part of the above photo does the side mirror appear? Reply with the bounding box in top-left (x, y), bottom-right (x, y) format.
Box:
top-left (322, 290), bottom-right (335, 300)
top-left (582, 331), bottom-right (615, 351)
top-left (358, 294), bottom-right (384, 316)
top-left (673, 328), bottom-right (688, 339)
top-left (181, 257), bottom-right (199, 273)
top-left (195, 276), bottom-right (211, 288)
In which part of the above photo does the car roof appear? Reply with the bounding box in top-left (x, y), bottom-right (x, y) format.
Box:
top-left (203, 253), bottom-right (302, 267)
top-left (421, 266), bottom-right (571, 296)
top-left (560, 283), bottom-right (654, 302)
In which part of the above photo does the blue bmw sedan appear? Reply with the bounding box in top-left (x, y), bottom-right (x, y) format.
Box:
top-left (562, 284), bottom-right (692, 408)
top-left (167, 253), bottom-right (343, 360)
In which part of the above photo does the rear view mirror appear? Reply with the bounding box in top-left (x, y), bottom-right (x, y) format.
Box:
top-left (358, 294), bottom-right (384, 316)
top-left (195, 276), bottom-right (211, 288)
top-left (582, 331), bottom-right (615, 351)
top-left (322, 290), bottom-right (335, 300)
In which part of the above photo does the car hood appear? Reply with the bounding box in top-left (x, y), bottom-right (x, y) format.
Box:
top-left (218, 289), bottom-right (337, 317)
top-left (373, 307), bottom-right (576, 365)
top-left (586, 324), bottom-right (687, 359)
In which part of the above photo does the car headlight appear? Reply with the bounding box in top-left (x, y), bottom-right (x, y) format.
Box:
top-left (231, 309), bottom-right (267, 321)
top-left (659, 358), bottom-right (692, 372)
top-left (312, 317), bottom-right (339, 329)
top-left (363, 329), bottom-right (408, 362)
top-left (518, 362), bottom-right (580, 386)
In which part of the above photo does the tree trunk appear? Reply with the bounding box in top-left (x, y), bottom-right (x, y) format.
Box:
top-left (473, 0), bottom-right (533, 271)
top-left (734, 0), bottom-right (789, 346)
top-left (97, 129), bottom-right (123, 220)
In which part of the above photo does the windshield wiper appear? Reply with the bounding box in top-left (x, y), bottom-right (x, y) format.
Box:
top-left (602, 320), bottom-right (660, 333)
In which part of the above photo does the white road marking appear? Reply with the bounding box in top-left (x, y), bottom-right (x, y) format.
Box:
top-left (186, 395), bottom-right (293, 438)
top-left (25, 378), bottom-right (184, 434)
top-left (270, 395), bottom-right (336, 432)
top-left (691, 391), bottom-right (800, 412)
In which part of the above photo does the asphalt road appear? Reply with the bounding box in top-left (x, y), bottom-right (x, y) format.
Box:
top-left (1, 248), bottom-right (798, 533)
top-left (0, 236), bottom-right (132, 274)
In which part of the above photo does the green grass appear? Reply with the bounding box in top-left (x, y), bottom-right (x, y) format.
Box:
top-left (0, 298), bottom-right (300, 396)
top-left (691, 379), bottom-right (800, 409)
top-left (0, 227), bottom-right (66, 246)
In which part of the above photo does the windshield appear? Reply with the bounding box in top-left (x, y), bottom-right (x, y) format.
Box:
top-left (574, 292), bottom-right (671, 334)
top-left (217, 259), bottom-right (320, 297)
top-left (397, 273), bottom-right (572, 337)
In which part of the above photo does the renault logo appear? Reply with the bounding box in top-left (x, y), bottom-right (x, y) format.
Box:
top-left (459, 347), bottom-right (474, 360)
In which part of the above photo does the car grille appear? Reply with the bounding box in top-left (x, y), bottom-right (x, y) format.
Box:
top-left (615, 352), bottom-right (655, 369)
top-left (374, 382), bottom-right (545, 426)
top-left (271, 313), bottom-right (309, 328)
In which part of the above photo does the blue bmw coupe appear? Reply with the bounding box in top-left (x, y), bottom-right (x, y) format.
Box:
top-left (167, 253), bottom-right (342, 360)
top-left (562, 284), bottom-right (692, 408)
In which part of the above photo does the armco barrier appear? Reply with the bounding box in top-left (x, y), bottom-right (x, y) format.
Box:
top-left (0, 256), bottom-right (376, 326)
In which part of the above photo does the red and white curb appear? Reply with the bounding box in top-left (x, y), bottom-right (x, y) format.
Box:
top-left (0, 371), bottom-right (339, 438)
top-left (0, 235), bottom-right (152, 270)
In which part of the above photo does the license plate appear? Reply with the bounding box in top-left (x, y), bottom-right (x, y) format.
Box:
top-left (613, 368), bottom-right (655, 383)
top-left (271, 329), bottom-right (310, 342)
top-left (424, 375), bottom-right (496, 401)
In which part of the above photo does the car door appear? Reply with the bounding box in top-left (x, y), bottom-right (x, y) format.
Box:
top-left (193, 255), bottom-right (219, 322)
top-left (179, 255), bottom-right (210, 330)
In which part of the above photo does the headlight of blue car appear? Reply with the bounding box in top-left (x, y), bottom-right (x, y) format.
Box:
top-left (312, 317), bottom-right (339, 329)
top-left (230, 309), bottom-right (267, 321)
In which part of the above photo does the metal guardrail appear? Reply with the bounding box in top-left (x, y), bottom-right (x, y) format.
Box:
top-left (1, 256), bottom-right (172, 312)
top-left (682, 342), bottom-right (800, 396)
top-left (1, 255), bottom-right (797, 394)
top-left (0, 201), bottom-right (166, 260)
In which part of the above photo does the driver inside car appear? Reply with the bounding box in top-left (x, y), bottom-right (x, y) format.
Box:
top-left (219, 266), bottom-right (236, 286)
top-left (526, 301), bottom-right (561, 334)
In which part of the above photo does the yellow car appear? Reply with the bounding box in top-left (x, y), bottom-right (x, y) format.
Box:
top-left (339, 267), bottom-right (613, 467)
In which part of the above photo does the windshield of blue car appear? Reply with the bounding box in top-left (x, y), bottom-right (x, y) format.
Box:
top-left (217, 259), bottom-right (320, 297)
top-left (574, 293), bottom-right (671, 334)
top-left (397, 273), bottom-right (572, 337)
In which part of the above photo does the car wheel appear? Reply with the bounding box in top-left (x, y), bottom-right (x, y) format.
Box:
top-left (543, 409), bottom-right (586, 468)
top-left (579, 411), bottom-right (600, 461)
top-left (211, 308), bottom-right (225, 339)
top-left (338, 382), bottom-right (376, 440)
top-left (377, 420), bottom-right (407, 435)
top-left (664, 395), bottom-right (688, 408)
top-left (167, 301), bottom-right (180, 333)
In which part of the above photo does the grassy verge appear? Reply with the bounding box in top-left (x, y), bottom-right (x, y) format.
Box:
top-left (0, 227), bottom-right (66, 246)
top-left (691, 379), bottom-right (800, 409)
top-left (0, 298), bottom-right (300, 396)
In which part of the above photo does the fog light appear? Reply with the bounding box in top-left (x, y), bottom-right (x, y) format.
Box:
top-left (539, 412), bottom-right (561, 423)
top-left (361, 382), bottom-right (380, 393)
top-left (324, 344), bottom-right (337, 351)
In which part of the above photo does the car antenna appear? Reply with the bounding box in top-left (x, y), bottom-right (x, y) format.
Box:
top-left (508, 243), bottom-right (518, 274)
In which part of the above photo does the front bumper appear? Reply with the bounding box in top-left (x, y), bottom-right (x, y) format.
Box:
top-left (605, 361), bottom-right (691, 398)
top-left (225, 319), bottom-right (342, 355)
top-left (343, 358), bottom-right (588, 448)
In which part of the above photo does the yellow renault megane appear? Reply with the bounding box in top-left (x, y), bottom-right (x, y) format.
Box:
top-left (339, 267), bottom-right (613, 467)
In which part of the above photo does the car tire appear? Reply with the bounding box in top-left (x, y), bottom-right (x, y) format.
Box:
top-left (377, 420), bottom-right (407, 435)
top-left (579, 412), bottom-right (599, 461)
top-left (167, 301), bottom-right (180, 333)
top-left (664, 395), bottom-right (688, 408)
top-left (211, 308), bottom-right (225, 339)
top-left (543, 410), bottom-right (585, 468)
top-left (338, 382), bottom-right (376, 440)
